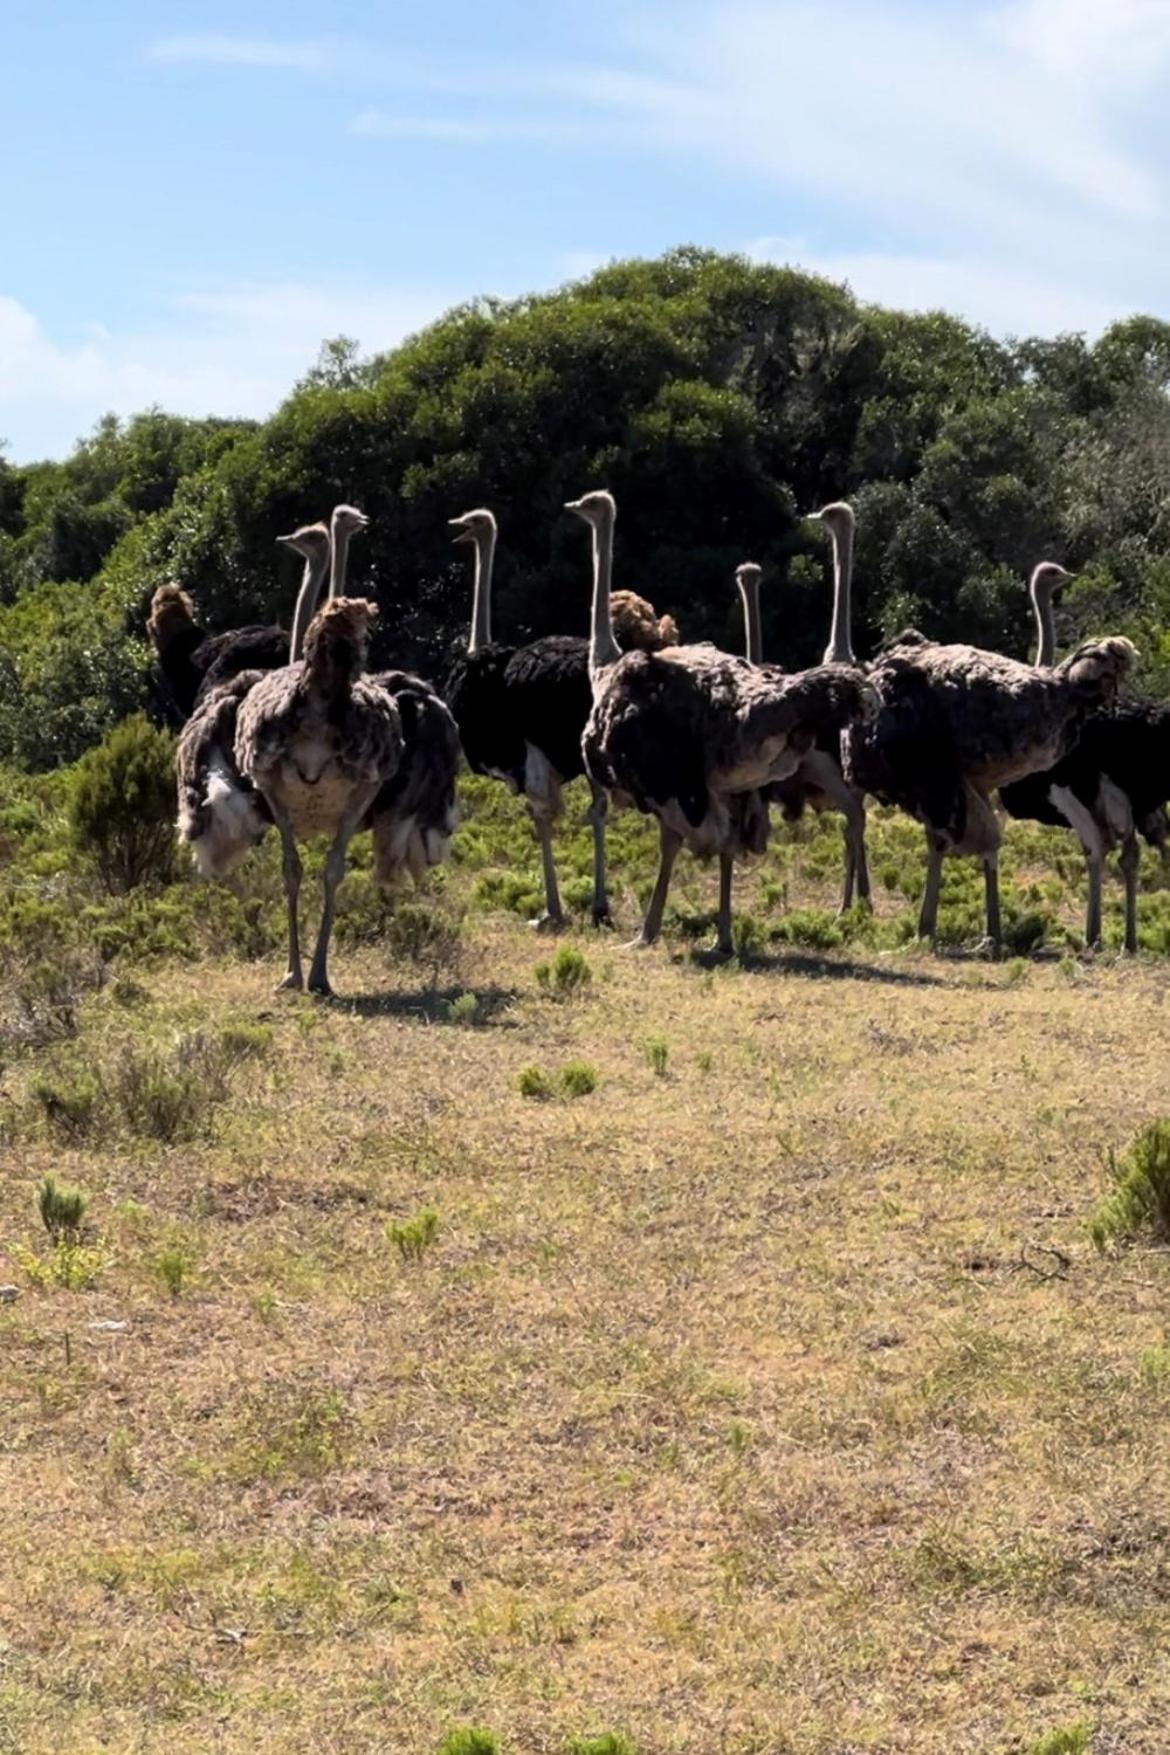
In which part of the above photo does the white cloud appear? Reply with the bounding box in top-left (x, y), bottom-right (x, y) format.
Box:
top-left (0, 282), bottom-right (450, 463)
top-left (350, 109), bottom-right (581, 143)
top-left (992, 0), bottom-right (1170, 86)
top-left (148, 35), bottom-right (334, 72)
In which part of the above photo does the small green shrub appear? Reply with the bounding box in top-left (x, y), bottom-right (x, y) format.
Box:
top-left (114, 1027), bottom-right (251, 1142)
top-left (14, 1239), bottom-right (106, 1291)
top-left (644, 1035), bottom-right (669, 1077)
top-left (386, 1206), bottom-right (440, 1263)
top-left (1089, 1120), bottom-right (1170, 1249)
top-left (383, 901), bottom-right (464, 977)
top-left (518, 1064), bottom-right (554, 1100)
top-left (446, 992), bottom-right (480, 1026)
top-left (567, 1735), bottom-right (636, 1755)
top-left (558, 1061), bottom-right (598, 1099)
top-left (217, 1019), bottom-right (274, 1061)
top-left (228, 1382), bottom-right (355, 1484)
top-left (535, 945), bottom-right (592, 996)
top-left (155, 1245), bottom-right (194, 1297)
top-left (68, 713), bottom-right (177, 894)
top-left (1022, 1726), bottom-right (1090, 1755)
top-left (770, 908), bottom-right (843, 951)
top-left (435, 1731), bottom-right (501, 1755)
top-left (31, 1066), bottom-right (104, 1141)
top-left (1139, 1343), bottom-right (1170, 1385)
top-left (38, 1174), bottom-right (88, 1243)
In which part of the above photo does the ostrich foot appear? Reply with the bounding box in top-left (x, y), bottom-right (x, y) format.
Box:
top-left (623, 934), bottom-right (656, 951)
top-left (275, 970), bottom-right (304, 993)
top-left (527, 911), bottom-right (565, 933)
top-left (591, 907), bottom-right (615, 929)
top-left (307, 976), bottom-right (335, 999)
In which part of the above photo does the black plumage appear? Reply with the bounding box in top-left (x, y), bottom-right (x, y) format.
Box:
top-left (367, 669), bottom-right (461, 885)
top-left (147, 583), bottom-right (290, 724)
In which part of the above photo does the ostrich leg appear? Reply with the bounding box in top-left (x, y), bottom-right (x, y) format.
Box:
top-left (634, 823), bottom-right (682, 948)
top-left (530, 812), bottom-right (565, 931)
top-left (982, 854), bottom-right (1002, 954)
top-left (268, 800), bottom-right (304, 992)
top-left (1085, 853), bottom-right (1104, 950)
top-left (918, 839), bottom-right (944, 943)
top-left (1119, 832), bottom-right (1140, 955)
top-left (307, 783), bottom-right (380, 997)
top-left (587, 779), bottom-right (612, 926)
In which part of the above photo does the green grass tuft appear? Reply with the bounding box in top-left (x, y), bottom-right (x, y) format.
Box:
top-left (1089, 1119), bottom-right (1170, 1249)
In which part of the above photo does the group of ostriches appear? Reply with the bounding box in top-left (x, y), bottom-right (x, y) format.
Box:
top-left (155, 490), bottom-right (1150, 997)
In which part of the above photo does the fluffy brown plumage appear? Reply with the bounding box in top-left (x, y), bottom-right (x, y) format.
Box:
top-left (235, 597), bottom-right (402, 996)
top-left (847, 631), bottom-right (1137, 945)
top-left (569, 489), bottom-right (873, 953)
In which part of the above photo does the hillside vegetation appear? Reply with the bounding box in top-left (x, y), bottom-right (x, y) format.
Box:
top-left (4, 248), bottom-right (1170, 768)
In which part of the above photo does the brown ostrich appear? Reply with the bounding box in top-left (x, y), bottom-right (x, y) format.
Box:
top-left (735, 516), bottom-right (871, 911)
top-left (175, 522), bottom-right (331, 878)
top-left (846, 601), bottom-right (1137, 947)
top-left (235, 596), bottom-right (402, 996)
top-left (1000, 563), bottom-right (1170, 953)
top-left (571, 490), bottom-right (874, 954)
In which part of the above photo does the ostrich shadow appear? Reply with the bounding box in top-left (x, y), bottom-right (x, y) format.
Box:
top-left (333, 983), bottom-right (520, 1024)
top-left (685, 946), bottom-right (948, 987)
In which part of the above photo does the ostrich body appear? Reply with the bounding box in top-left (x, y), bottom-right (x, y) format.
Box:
top-left (572, 490), bottom-right (873, 954)
top-left (148, 587), bottom-right (290, 724)
top-left (846, 611), bottom-right (1137, 947)
top-left (1000, 565), bottom-right (1167, 952)
top-left (443, 508), bottom-right (677, 927)
top-left (175, 523), bottom-right (331, 878)
top-left (735, 509), bottom-right (871, 911)
top-left (365, 667), bottom-right (461, 886)
top-left (235, 597), bottom-right (402, 996)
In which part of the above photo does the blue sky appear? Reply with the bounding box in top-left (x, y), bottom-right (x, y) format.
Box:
top-left (4, 0), bottom-right (1170, 460)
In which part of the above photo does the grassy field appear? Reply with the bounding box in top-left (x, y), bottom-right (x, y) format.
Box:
top-left (2, 777), bottom-right (1170, 1754)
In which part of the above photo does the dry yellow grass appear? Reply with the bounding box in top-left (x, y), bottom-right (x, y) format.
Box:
top-left (2, 909), bottom-right (1169, 1754)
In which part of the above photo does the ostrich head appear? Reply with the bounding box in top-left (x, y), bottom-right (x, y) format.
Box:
top-left (564, 489), bottom-right (617, 528)
top-left (1029, 561), bottom-right (1074, 600)
top-left (1063, 635), bottom-right (1137, 706)
top-left (330, 503), bottom-right (369, 539)
top-left (448, 508), bottom-right (497, 547)
top-left (302, 596), bottom-right (379, 672)
top-left (809, 501), bottom-right (855, 537)
top-left (611, 590), bottom-right (679, 652)
top-left (735, 562), bottom-right (762, 590)
top-left (147, 583), bottom-right (197, 652)
top-left (276, 522), bottom-right (331, 566)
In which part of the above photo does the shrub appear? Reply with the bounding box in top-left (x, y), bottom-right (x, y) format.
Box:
top-left (1022, 1727), bottom-right (1089, 1755)
top-left (644, 1035), bottom-right (669, 1077)
top-left (535, 945), bottom-right (592, 996)
top-left (386, 1206), bottom-right (440, 1263)
top-left (114, 1027), bottom-right (249, 1142)
top-left (383, 901), bottom-right (464, 979)
top-left (228, 1382), bottom-right (355, 1484)
top-left (1089, 1120), bottom-right (1170, 1249)
top-left (31, 1067), bottom-right (104, 1141)
top-left (446, 991), bottom-right (480, 1026)
top-left (518, 1064), bottom-right (554, 1100)
top-left (435, 1732), bottom-right (501, 1755)
top-left (68, 714), bottom-right (177, 893)
top-left (567, 1736), bottom-right (636, 1755)
top-left (558, 1061), bottom-right (598, 1098)
top-left (14, 1239), bottom-right (106, 1291)
top-left (155, 1244), bottom-right (194, 1297)
top-left (37, 1174), bottom-right (87, 1244)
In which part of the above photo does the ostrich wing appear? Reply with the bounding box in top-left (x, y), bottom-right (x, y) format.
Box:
top-left (194, 625), bottom-right (291, 706)
top-left (502, 635), bottom-right (592, 781)
top-left (367, 670), bottom-right (461, 849)
top-left (444, 643), bottom-right (526, 784)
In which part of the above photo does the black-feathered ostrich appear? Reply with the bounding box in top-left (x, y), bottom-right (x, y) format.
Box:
top-left (571, 490), bottom-right (874, 954)
top-left (844, 584), bottom-right (1138, 946)
top-left (734, 500), bottom-right (871, 910)
top-left (443, 508), bottom-right (678, 928)
top-left (1000, 564), bottom-right (1170, 953)
top-left (148, 505), bottom-right (370, 721)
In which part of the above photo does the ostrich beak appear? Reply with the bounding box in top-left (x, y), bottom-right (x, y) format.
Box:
top-left (275, 533), bottom-right (298, 549)
top-left (448, 520), bottom-right (475, 546)
top-left (564, 498), bottom-right (588, 520)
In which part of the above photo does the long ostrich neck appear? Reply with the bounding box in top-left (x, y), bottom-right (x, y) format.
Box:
top-left (330, 523), bottom-right (354, 602)
top-left (823, 517), bottom-right (856, 665)
top-left (739, 578), bottom-right (763, 664)
top-left (468, 526), bottom-right (496, 653)
top-left (589, 513), bottom-right (621, 681)
top-left (1032, 573), bottom-right (1056, 667)
top-left (290, 548), bottom-right (330, 661)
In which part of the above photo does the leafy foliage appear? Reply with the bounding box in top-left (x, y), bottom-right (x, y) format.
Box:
top-left (1089, 1119), bottom-right (1170, 1249)
top-left (69, 713), bottom-right (177, 892)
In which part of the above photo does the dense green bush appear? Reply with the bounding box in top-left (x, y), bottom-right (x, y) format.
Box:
top-left (69, 714), bottom-right (176, 893)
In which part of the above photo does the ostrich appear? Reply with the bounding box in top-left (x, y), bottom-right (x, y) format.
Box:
top-left (734, 513), bottom-right (871, 911)
top-left (845, 597), bottom-right (1137, 948)
top-left (148, 505), bottom-right (369, 721)
top-left (1000, 564), bottom-right (1169, 953)
top-left (570, 490), bottom-right (874, 954)
top-left (175, 522), bottom-right (331, 877)
top-left (443, 507), bottom-right (678, 928)
top-left (235, 595), bottom-right (402, 997)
